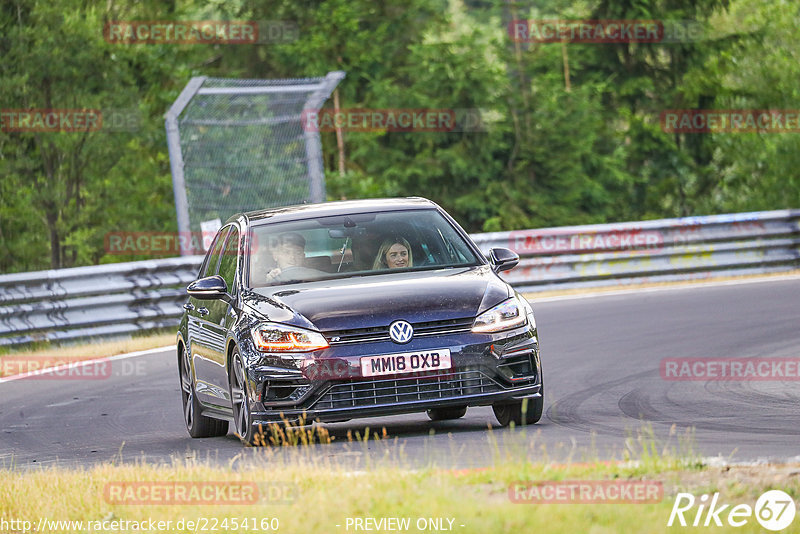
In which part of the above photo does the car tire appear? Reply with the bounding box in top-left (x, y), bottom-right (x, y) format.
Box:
top-left (492, 389), bottom-right (544, 427)
top-left (229, 347), bottom-right (259, 445)
top-left (427, 406), bottom-right (467, 421)
top-left (179, 344), bottom-right (228, 438)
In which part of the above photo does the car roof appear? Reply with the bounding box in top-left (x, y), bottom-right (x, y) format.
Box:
top-left (234, 197), bottom-right (440, 225)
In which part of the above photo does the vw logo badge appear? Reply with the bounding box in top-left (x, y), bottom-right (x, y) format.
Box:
top-left (389, 320), bottom-right (414, 344)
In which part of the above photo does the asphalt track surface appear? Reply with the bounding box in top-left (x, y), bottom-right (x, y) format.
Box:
top-left (2, 277), bottom-right (799, 470)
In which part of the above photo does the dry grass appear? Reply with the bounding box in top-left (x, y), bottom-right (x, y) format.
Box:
top-left (1, 448), bottom-right (796, 534)
top-left (0, 332), bottom-right (174, 359)
top-left (0, 424), bottom-right (795, 533)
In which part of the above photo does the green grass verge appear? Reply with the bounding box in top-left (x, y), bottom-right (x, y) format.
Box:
top-left (1, 426), bottom-right (797, 533)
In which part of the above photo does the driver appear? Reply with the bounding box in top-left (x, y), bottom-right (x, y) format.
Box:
top-left (265, 233), bottom-right (323, 283)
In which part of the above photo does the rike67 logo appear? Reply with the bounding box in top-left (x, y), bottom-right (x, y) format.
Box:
top-left (668, 490), bottom-right (796, 531)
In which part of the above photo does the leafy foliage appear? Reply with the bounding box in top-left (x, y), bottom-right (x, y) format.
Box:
top-left (0, 0), bottom-right (797, 272)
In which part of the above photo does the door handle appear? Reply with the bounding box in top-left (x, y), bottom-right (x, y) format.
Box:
top-left (197, 306), bottom-right (209, 316)
top-left (183, 303), bottom-right (195, 311)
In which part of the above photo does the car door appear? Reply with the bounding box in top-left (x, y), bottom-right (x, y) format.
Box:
top-left (202, 225), bottom-right (241, 407)
top-left (189, 226), bottom-right (230, 406)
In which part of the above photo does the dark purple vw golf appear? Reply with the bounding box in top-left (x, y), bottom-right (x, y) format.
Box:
top-left (177, 197), bottom-right (543, 444)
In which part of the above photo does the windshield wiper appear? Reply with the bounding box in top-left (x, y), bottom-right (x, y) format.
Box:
top-left (337, 236), bottom-right (351, 272)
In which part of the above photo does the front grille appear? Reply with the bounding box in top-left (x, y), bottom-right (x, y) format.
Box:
top-left (324, 317), bottom-right (474, 345)
top-left (312, 370), bottom-right (502, 410)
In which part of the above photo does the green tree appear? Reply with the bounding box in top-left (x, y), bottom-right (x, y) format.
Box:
top-left (0, 0), bottom-right (197, 270)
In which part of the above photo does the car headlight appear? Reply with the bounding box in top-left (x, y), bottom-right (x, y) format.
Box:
top-left (519, 294), bottom-right (536, 329)
top-left (252, 323), bottom-right (330, 352)
top-left (472, 297), bottom-right (527, 333)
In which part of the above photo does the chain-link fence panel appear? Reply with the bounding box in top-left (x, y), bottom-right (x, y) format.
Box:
top-left (165, 72), bottom-right (345, 255)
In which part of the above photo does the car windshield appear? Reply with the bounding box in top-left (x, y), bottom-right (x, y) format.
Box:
top-left (247, 208), bottom-right (482, 287)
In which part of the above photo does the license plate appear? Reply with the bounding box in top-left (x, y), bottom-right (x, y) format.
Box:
top-left (360, 349), bottom-right (452, 378)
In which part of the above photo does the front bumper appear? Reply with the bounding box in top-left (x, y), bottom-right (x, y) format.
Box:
top-left (244, 323), bottom-right (541, 426)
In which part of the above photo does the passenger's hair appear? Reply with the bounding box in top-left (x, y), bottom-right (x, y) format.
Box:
top-left (372, 237), bottom-right (413, 270)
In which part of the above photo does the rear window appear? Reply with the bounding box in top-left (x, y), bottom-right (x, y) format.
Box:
top-left (247, 209), bottom-right (481, 287)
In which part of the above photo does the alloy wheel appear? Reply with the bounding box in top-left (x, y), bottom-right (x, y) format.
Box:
top-left (180, 347), bottom-right (194, 430)
top-left (231, 355), bottom-right (251, 440)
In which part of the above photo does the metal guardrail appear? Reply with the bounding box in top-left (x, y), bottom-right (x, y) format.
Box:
top-left (1, 210), bottom-right (798, 347)
top-left (0, 257), bottom-right (203, 347)
top-left (473, 209), bottom-right (800, 292)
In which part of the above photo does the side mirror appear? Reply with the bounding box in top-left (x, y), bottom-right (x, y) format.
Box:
top-left (489, 247), bottom-right (519, 273)
top-left (187, 275), bottom-right (231, 302)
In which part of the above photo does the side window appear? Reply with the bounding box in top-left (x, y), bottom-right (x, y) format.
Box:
top-left (201, 227), bottom-right (230, 278)
top-left (217, 228), bottom-right (239, 295)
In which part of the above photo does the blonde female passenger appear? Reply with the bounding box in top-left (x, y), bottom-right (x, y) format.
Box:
top-left (372, 237), bottom-right (413, 270)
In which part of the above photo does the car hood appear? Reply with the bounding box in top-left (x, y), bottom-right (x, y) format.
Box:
top-left (243, 265), bottom-right (511, 332)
